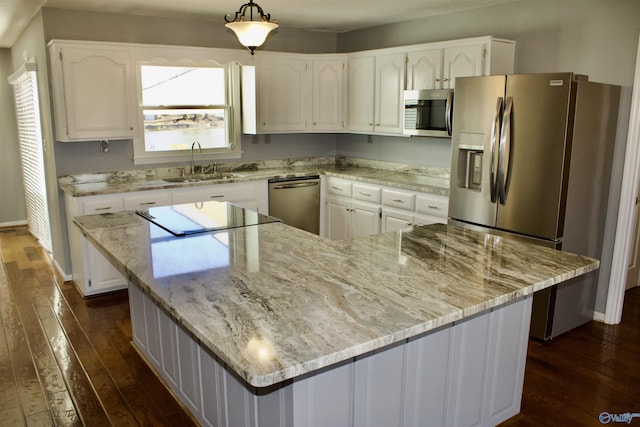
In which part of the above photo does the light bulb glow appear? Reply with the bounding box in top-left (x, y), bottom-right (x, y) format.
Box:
top-left (225, 21), bottom-right (279, 49)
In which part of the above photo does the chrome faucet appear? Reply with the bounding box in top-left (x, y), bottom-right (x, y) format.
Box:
top-left (191, 141), bottom-right (202, 174)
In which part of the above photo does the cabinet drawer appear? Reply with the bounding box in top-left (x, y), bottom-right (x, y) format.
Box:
top-left (83, 196), bottom-right (124, 214)
top-left (353, 184), bottom-right (381, 204)
top-left (171, 183), bottom-right (257, 205)
top-left (124, 191), bottom-right (172, 210)
top-left (381, 189), bottom-right (415, 211)
top-left (416, 194), bottom-right (449, 218)
top-left (326, 178), bottom-right (352, 197)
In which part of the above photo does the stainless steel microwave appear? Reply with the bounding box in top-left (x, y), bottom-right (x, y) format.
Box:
top-left (403, 89), bottom-right (454, 137)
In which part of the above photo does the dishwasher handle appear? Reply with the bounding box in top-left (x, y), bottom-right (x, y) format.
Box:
top-left (271, 182), bottom-right (319, 190)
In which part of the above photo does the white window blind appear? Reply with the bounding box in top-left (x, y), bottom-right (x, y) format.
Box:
top-left (8, 63), bottom-right (52, 253)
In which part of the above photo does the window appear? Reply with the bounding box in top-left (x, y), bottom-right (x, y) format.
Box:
top-left (8, 62), bottom-right (52, 253)
top-left (133, 61), bottom-right (242, 165)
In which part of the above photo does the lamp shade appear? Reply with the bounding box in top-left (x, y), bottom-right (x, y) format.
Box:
top-left (225, 21), bottom-right (279, 50)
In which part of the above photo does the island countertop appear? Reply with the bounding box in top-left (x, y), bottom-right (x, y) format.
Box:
top-left (74, 211), bottom-right (598, 388)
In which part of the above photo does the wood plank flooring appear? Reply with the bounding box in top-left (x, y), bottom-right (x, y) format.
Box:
top-left (0, 227), bottom-right (196, 426)
top-left (0, 225), bottom-right (638, 426)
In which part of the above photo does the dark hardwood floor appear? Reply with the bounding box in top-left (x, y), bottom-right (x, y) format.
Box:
top-left (0, 227), bottom-right (196, 426)
top-left (0, 225), bottom-right (638, 426)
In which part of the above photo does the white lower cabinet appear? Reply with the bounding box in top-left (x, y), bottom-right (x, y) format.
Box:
top-left (382, 208), bottom-right (414, 232)
top-left (323, 176), bottom-right (448, 239)
top-left (177, 325), bottom-right (202, 415)
top-left (65, 180), bottom-right (268, 296)
top-left (123, 190), bottom-right (172, 210)
top-left (171, 180), bottom-right (268, 213)
top-left (326, 196), bottom-right (381, 240)
top-left (129, 280), bottom-right (532, 427)
top-left (157, 308), bottom-right (180, 390)
top-left (65, 193), bottom-right (128, 296)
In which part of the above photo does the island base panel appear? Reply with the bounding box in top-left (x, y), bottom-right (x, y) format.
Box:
top-left (129, 282), bottom-right (532, 427)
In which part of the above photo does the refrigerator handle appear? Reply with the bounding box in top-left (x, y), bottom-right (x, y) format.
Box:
top-left (489, 97), bottom-right (503, 203)
top-left (498, 97), bottom-right (513, 204)
top-left (445, 90), bottom-right (454, 136)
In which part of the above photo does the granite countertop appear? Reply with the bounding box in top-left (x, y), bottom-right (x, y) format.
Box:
top-left (58, 158), bottom-right (451, 197)
top-left (74, 211), bottom-right (598, 388)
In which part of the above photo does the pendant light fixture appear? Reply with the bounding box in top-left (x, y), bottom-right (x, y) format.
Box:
top-left (225, 0), bottom-right (278, 55)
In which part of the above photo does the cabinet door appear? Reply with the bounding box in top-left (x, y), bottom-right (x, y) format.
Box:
top-left (443, 44), bottom-right (485, 89)
top-left (57, 45), bottom-right (136, 141)
top-left (347, 56), bottom-right (375, 132)
top-left (382, 209), bottom-right (414, 233)
top-left (326, 197), bottom-right (351, 240)
top-left (374, 53), bottom-right (406, 134)
top-left (82, 196), bottom-right (127, 294)
top-left (351, 201), bottom-right (380, 238)
top-left (311, 58), bottom-right (345, 131)
top-left (407, 49), bottom-right (443, 90)
top-left (258, 56), bottom-right (308, 132)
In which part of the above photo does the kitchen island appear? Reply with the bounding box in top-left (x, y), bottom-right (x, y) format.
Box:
top-left (74, 209), bottom-right (598, 427)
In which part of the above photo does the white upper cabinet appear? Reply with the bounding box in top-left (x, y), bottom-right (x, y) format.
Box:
top-left (257, 54), bottom-right (308, 133)
top-left (407, 37), bottom-right (515, 90)
top-left (311, 57), bottom-right (346, 131)
top-left (49, 41), bottom-right (137, 142)
top-left (347, 53), bottom-right (405, 135)
top-left (374, 53), bottom-right (406, 134)
top-left (407, 49), bottom-right (443, 90)
top-left (443, 44), bottom-right (484, 89)
top-left (256, 53), bottom-right (346, 133)
top-left (347, 56), bottom-right (376, 133)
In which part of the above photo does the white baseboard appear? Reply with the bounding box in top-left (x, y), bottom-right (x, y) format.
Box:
top-left (53, 259), bottom-right (72, 282)
top-left (593, 310), bottom-right (606, 323)
top-left (0, 220), bottom-right (28, 228)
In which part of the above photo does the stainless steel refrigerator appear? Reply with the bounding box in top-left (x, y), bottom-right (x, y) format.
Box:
top-left (448, 73), bottom-right (620, 340)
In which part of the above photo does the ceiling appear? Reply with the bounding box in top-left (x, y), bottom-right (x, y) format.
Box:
top-left (0, 0), bottom-right (522, 48)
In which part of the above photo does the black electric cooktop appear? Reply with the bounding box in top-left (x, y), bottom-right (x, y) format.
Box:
top-left (136, 201), bottom-right (280, 237)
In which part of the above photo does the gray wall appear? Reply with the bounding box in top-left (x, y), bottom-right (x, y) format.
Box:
top-left (335, 0), bottom-right (640, 313)
top-left (0, 49), bottom-right (26, 225)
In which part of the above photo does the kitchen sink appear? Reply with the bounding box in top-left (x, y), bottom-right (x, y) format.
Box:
top-left (163, 173), bottom-right (241, 183)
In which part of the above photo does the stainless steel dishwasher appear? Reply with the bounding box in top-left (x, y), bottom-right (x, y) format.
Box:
top-left (268, 176), bottom-right (320, 234)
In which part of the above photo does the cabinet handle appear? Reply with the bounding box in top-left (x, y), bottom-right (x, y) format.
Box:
top-left (359, 192), bottom-right (372, 197)
top-left (331, 186), bottom-right (343, 191)
top-left (94, 206), bottom-right (112, 211)
top-left (140, 202), bottom-right (156, 206)
top-left (426, 205), bottom-right (440, 210)
top-left (129, 126), bottom-right (134, 131)
top-left (210, 195), bottom-right (224, 199)
top-left (443, 77), bottom-right (449, 82)
top-left (392, 199), bottom-right (405, 203)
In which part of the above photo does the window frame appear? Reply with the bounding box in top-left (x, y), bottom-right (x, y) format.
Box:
top-left (132, 58), bottom-right (242, 165)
